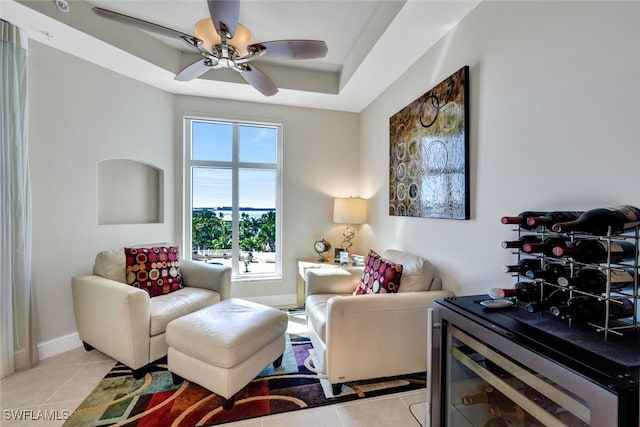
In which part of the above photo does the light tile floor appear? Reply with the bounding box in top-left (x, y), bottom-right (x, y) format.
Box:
top-left (1, 347), bottom-right (428, 427)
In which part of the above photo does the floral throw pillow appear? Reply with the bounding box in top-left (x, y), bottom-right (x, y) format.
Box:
top-left (353, 250), bottom-right (403, 295)
top-left (125, 246), bottom-right (184, 297)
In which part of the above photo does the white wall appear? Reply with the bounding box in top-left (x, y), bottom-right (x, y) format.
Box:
top-left (173, 95), bottom-right (360, 303)
top-left (360, 1), bottom-right (640, 297)
top-left (27, 41), bottom-right (359, 349)
top-left (28, 41), bottom-right (175, 345)
top-left (27, 0), bottom-right (640, 356)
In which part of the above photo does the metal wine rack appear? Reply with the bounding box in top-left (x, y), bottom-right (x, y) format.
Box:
top-left (505, 223), bottom-right (640, 339)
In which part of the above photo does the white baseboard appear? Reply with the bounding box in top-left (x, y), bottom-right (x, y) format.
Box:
top-left (12, 332), bottom-right (81, 369)
top-left (17, 294), bottom-right (298, 366)
top-left (242, 293), bottom-right (298, 308)
top-left (38, 332), bottom-right (82, 360)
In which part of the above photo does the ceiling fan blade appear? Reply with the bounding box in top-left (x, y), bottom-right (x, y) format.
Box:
top-left (93, 7), bottom-right (197, 43)
top-left (175, 58), bottom-right (212, 81)
top-left (250, 40), bottom-right (328, 60)
top-left (207, 0), bottom-right (239, 38)
top-left (239, 65), bottom-right (278, 97)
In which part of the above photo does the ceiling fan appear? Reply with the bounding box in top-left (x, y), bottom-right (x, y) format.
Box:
top-left (92, 0), bottom-right (328, 96)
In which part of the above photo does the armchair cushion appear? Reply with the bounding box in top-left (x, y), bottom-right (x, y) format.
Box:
top-left (125, 246), bottom-right (184, 297)
top-left (149, 287), bottom-right (219, 336)
top-left (353, 250), bottom-right (403, 295)
top-left (382, 249), bottom-right (438, 292)
top-left (93, 246), bottom-right (127, 283)
top-left (93, 242), bottom-right (169, 283)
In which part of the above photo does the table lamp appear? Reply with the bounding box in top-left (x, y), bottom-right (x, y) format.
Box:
top-left (333, 197), bottom-right (368, 252)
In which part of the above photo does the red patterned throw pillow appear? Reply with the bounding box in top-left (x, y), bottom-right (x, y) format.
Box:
top-left (125, 246), bottom-right (184, 297)
top-left (353, 250), bottom-right (403, 295)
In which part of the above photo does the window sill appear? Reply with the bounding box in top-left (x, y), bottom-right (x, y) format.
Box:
top-left (232, 275), bottom-right (282, 284)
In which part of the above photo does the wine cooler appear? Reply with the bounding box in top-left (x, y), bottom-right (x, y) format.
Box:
top-left (430, 296), bottom-right (639, 427)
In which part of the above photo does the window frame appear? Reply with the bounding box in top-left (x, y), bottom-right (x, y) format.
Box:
top-left (183, 113), bottom-right (283, 281)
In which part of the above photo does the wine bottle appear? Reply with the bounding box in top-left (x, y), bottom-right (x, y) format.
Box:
top-left (461, 387), bottom-right (491, 405)
top-left (488, 407), bottom-right (547, 427)
top-left (526, 211), bottom-right (583, 230)
top-left (501, 235), bottom-right (541, 250)
top-left (550, 297), bottom-right (635, 321)
top-left (463, 387), bottom-right (537, 427)
top-left (488, 404), bottom-right (526, 421)
top-left (524, 263), bottom-right (570, 283)
top-left (503, 258), bottom-right (542, 274)
top-left (489, 282), bottom-right (541, 302)
top-left (552, 239), bottom-right (636, 263)
top-left (482, 418), bottom-right (510, 427)
top-left (554, 267), bottom-right (573, 287)
top-left (501, 211), bottom-right (548, 230)
top-left (557, 267), bottom-right (634, 292)
top-left (461, 386), bottom-right (513, 407)
top-left (523, 387), bottom-right (561, 413)
top-left (522, 237), bottom-right (568, 257)
top-left (484, 359), bottom-right (510, 378)
top-left (551, 205), bottom-right (640, 235)
top-left (525, 288), bottom-right (569, 313)
top-left (521, 388), bottom-right (564, 427)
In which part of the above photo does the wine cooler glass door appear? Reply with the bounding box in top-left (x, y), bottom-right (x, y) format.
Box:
top-left (444, 325), bottom-right (590, 427)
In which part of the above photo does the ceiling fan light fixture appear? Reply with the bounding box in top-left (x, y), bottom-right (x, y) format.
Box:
top-left (92, 1), bottom-right (327, 96)
top-left (228, 24), bottom-right (253, 57)
top-left (194, 19), bottom-right (252, 56)
top-left (193, 18), bottom-right (219, 54)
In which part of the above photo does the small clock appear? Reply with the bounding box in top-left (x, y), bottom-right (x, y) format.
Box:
top-left (314, 238), bottom-right (332, 262)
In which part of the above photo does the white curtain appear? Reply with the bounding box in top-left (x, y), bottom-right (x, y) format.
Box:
top-left (1, 19), bottom-right (37, 378)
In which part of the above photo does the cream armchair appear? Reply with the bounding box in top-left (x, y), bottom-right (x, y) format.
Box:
top-left (71, 244), bottom-right (231, 376)
top-left (305, 249), bottom-right (454, 395)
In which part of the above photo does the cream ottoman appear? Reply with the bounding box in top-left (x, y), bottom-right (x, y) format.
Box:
top-left (166, 298), bottom-right (288, 410)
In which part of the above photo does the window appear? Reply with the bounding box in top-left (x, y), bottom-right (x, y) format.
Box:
top-left (184, 116), bottom-right (282, 280)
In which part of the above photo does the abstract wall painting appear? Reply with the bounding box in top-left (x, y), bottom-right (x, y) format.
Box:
top-left (389, 65), bottom-right (470, 220)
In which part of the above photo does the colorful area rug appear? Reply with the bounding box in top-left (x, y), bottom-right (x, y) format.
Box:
top-left (64, 312), bottom-right (426, 426)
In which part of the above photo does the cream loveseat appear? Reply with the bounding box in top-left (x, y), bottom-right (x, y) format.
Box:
top-left (305, 249), bottom-right (454, 394)
top-left (71, 244), bottom-right (231, 376)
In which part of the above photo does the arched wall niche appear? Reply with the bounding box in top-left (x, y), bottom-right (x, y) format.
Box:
top-left (97, 158), bottom-right (164, 225)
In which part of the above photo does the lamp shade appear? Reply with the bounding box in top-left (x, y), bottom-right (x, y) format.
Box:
top-left (193, 19), bottom-right (253, 56)
top-left (333, 198), bottom-right (368, 224)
